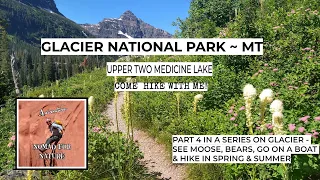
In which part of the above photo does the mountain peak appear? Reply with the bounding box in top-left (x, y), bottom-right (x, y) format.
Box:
top-left (19, 0), bottom-right (63, 16)
top-left (122, 10), bottom-right (135, 16)
top-left (120, 10), bottom-right (137, 21)
top-left (81, 10), bottom-right (172, 38)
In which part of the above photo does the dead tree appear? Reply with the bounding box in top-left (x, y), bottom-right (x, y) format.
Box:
top-left (79, 55), bottom-right (89, 67)
top-left (10, 53), bottom-right (21, 96)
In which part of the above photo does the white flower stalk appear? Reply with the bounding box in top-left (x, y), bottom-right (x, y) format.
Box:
top-left (88, 96), bottom-right (94, 114)
top-left (123, 91), bottom-right (133, 140)
top-left (114, 76), bottom-right (118, 100)
top-left (175, 93), bottom-right (181, 118)
top-left (113, 75), bottom-right (122, 176)
top-left (243, 84), bottom-right (257, 134)
top-left (193, 94), bottom-right (204, 113)
top-left (56, 80), bottom-right (59, 86)
top-left (272, 111), bottom-right (283, 126)
top-left (259, 89), bottom-right (274, 103)
top-left (124, 77), bottom-right (134, 140)
top-left (272, 111), bottom-right (284, 135)
top-left (194, 94), bottom-right (203, 101)
top-left (39, 94), bottom-right (45, 98)
top-left (113, 76), bottom-right (120, 134)
top-left (272, 109), bottom-right (288, 180)
top-left (51, 90), bottom-right (54, 98)
top-left (124, 91), bottom-right (130, 123)
top-left (243, 84), bottom-right (257, 100)
top-left (270, 99), bottom-right (283, 113)
top-left (259, 89), bottom-right (274, 128)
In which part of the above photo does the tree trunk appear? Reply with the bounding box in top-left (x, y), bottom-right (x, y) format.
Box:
top-left (10, 53), bottom-right (21, 96)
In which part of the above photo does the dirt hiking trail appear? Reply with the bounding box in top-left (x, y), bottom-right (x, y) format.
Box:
top-left (104, 92), bottom-right (187, 180)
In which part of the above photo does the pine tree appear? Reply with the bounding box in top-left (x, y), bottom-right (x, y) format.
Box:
top-left (26, 53), bottom-right (33, 86)
top-left (0, 23), bottom-right (12, 82)
top-left (44, 55), bottom-right (55, 82)
top-left (0, 20), bottom-right (13, 103)
top-left (37, 56), bottom-right (44, 85)
top-left (60, 58), bottom-right (66, 79)
top-left (32, 63), bottom-right (38, 86)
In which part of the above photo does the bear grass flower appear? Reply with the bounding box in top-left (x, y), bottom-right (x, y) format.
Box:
top-left (193, 94), bottom-right (204, 113)
top-left (270, 99), bottom-right (283, 113)
top-left (272, 111), bottom-right (284, 135)
top-left (243, 84), bottom-right (257, 134)
top-left (124, 91), bottom-right (130, 124)
top-left (123, 77), bottom-right (135, 139)
top-left (89, 96), bottom-right (94, 114)
top-left (259, 89), bottom-right (274, 130)
top-left (193, 94), bottom-right (203, 112)
top-left (194, 94), bottom-right (204, 101)
top-left (272, 111), bottom-right (283, 124)
top-left (114, 76), bottom-right (119, 103)
top-left (243, 84), bottom-right (257, 99)
top-left (259, 89), bottom-right (274, 104)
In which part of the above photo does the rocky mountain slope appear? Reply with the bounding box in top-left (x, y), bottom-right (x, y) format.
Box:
top-left (0, 0), bottom-right (90, 44)
top-left (80, 10), bottom-right (172, 38)
top-left (18, 0), bottom-right (63, 16)
top-left (0, 0), bottom-right (172, 44)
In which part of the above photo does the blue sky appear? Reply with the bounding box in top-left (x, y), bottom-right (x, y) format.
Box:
top-left (55, 0), bottom-right (191, 35)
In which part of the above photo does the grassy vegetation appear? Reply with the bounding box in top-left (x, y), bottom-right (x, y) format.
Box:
top-left (130, 1), bottom-right (320, 179)
top-left (0, 69), bottom-right (155, 179)
top-left (1, 0), bottom-right (319, 179)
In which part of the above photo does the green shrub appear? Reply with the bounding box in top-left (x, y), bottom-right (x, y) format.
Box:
top-left (0, 98), bottom-right (16, 172)
top-left (0, 69), bottom-right (153, 179)
top-left (130, 2), bottom-right (320, 179)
